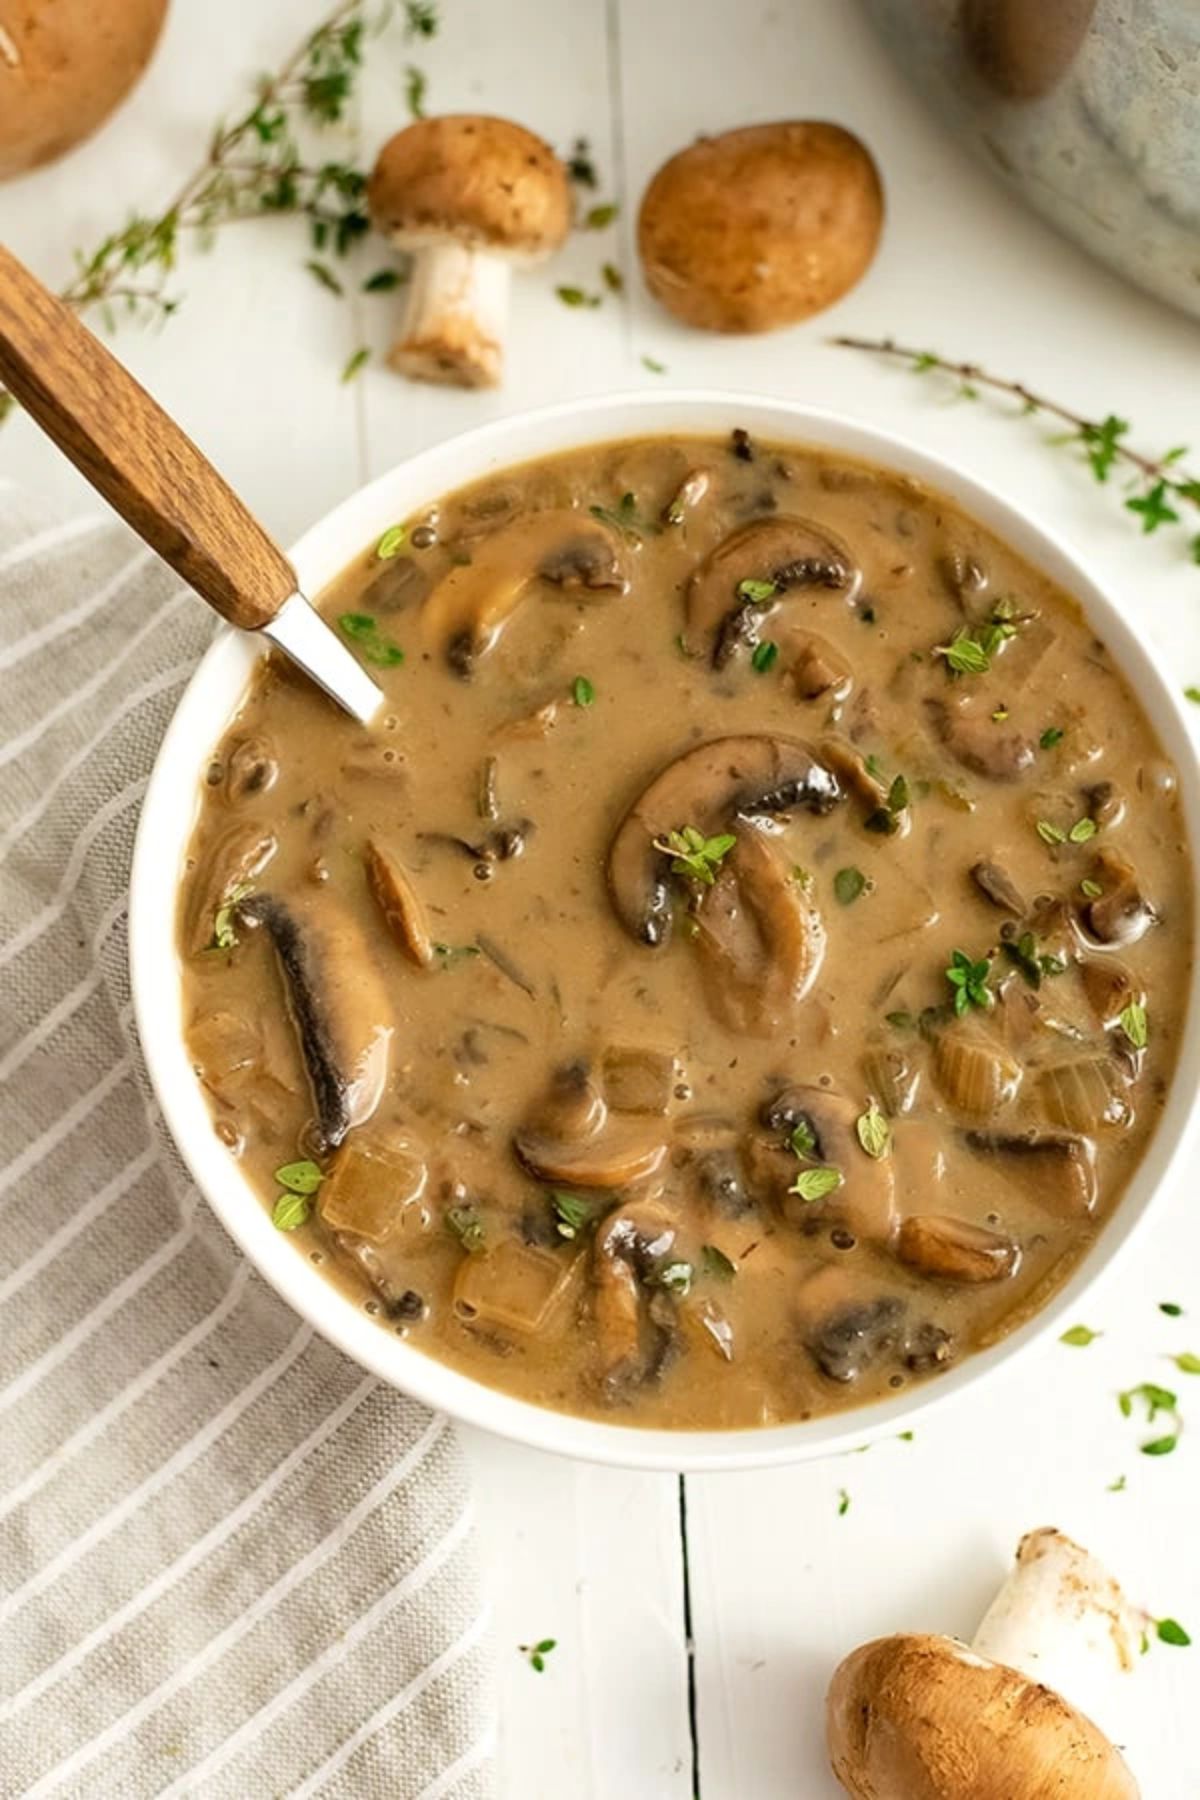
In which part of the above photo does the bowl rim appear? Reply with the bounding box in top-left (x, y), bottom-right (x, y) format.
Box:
top-left (129, 388), bottom-right (1200, 1473)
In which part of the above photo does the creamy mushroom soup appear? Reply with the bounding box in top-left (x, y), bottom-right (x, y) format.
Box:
top-left (178, 432), bottom-right (1191, 1430)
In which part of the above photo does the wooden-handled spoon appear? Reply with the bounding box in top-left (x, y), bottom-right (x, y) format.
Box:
top-left (0, 241), bottom-right (381, 722)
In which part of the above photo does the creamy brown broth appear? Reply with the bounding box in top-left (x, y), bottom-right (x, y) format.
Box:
top-left (178, 433), bottom-right (1192, 1430)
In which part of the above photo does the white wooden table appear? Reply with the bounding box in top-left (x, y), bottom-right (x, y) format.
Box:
top-left (5, 2), bottom-right (1199, 1793)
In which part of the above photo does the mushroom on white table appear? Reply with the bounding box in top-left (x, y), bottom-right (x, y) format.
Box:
top-left (367, 113), bottom-right (571, 387)
top-left (827, 1526), bottom-right (1143, 1798)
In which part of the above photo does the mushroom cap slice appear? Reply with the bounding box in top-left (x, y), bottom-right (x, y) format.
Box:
top-left (513, 1123), bottom-right (667, 1189)
top-left (637, 121), bottom-right (884, 333)
top-left (692, 826), bottom-right (826, 1035)
top-left (367, 115), bottom-right (571, 260)
top-left (685, 515), bottom-right (858, 664)
top-left (363, 837), bottom-right (434, 967)
top-left (926, 694), bottom-right (1036, 782)
top-left (422, 508), bottom-right (628, 674)
top-left (607, 733), bottom-right (840, 946)
top-left (826, 1632), bottom-right (1139, 1800)
top-left (896, 1214), bottom-right (1020, 1284)
top-left (239, 894), bottom-right (392, 1152)
top-left (185, 823), bottom-right (277, 955)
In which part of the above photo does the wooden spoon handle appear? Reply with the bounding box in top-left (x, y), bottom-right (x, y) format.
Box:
top-left (0, 242), bottom-right (295, 630)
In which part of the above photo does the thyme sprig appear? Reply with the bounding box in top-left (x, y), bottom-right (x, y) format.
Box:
top-left (0, 0), bottom-right (439, 423)
top-left (833, 336), bottom-right (1200, 564)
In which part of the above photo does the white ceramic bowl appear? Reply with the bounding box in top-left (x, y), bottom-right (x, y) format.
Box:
top-left (130, 392), bottom-right (1200, 1472)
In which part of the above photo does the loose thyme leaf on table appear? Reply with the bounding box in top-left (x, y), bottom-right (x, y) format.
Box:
top-left (833, 336), bottom-right (1200, 565)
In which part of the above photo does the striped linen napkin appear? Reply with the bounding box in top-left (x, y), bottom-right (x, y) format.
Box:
top-left (0, 483), bottom-right (495, 1799)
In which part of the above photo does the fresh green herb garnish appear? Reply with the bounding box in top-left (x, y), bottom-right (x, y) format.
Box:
top-left (1161, 1302), bottom-right (1185, 1317)
top-left (275, 1160), bottom-right (325, 1195)
top-left (751, 641), bottom-right (779, 674)
top-left (272, 1191), bottom-right (311, 1231)
top-left (864, 772), bottom-right (910, 836)
top-left (1127, 480), bottom-right (1180, 533)
top-left (833, 338), bottom-right (1200, 558)
top-left (363, 267), bottom-right (402, 292)
top-left (1119, 1381), bottom-right (1181, 1455)
top-left (934, 607), bottom-right (1017, 677)
top-left (1040, 726), bottom-right (1064, 749)
top-left (992, 708), bottom-right (1009, 722)
top-left (1107, 1474), bottom-right (1127, 1492)
top-left (566, 137), bottom-right (597, 186)
top-left (521, 1638), bottom-right (557, 1672)
top-left (1156, 1617), bottom-right (1192, 1647)
top-left (341, 345), bottom-right (369, 382)
top-left (837, 1488), bottom-right (851, 1517)
top-left (885, 1010), bottom-right (915, 1031)
top-left (1069, 816), bottom-right (1098, 844)
top-left (790, 1166), bottom-right (844, 1203)
top-left (1119, 1000), bottom-right (1148, 1049)
top-left (1186, 687), bottom-right (1200, 705)
top-left (1036, 819), bottom-right (1066, 845)
top-left (550, 1191), bottom-right (594, 1240)
top-left (1173, 1352), bottom-right (1200, 1375)
top-left (737, 577), bottom-right (778, 605)
top-left (936, 632), bottom-right (990, 676)
top-left (897, 1430), bottom-right (914, 1442)
top-left (1080, 878), bottom-right (1103, 899)
top-left (601, 261), bottom-right (623, 294)
top-left (834, 866), bottom-right (867, 906)
top-left (701, 1244), bottom-right (736, 1281)
top-left (556, 284), bottom-right (601, 309)
top-left (432, 941), bottom-right (482, 965)
top-left (1119, 1381), bottom-right (1177, 1420)
top-left (306, 258), bottom-right (344, 295)
top-left (654, 825), bottom-right (737, 886)
top-left (338, 611), bottom-right (404, 666)
top-left (446, 1205), bottom-right (486, 1253)
top-left (641, 354), bottom-right (667, 375)
top-left (272, 1159), bottom-right (324, 1231)
top-left (589, 492), bottom-right (657, 542)
top-left (1060, 1324), bottom-right (1101, 1347)
top-left (855, 1103), bottom-right (890, 1160)
top-left (376, 523), bottom-right (407, 559)
top-left (789, 1120), bottom-right (817, 1159)
top-left (1002, 931), bottom-right (1066, 989)
top-left (656, 1260), bottom-right (693, 1296)
top-left (944, 948), bottom-right (993, 1015)
top-left (404, 64), bottom-right (427, 117)
top-left (212, 882), bottom-right (253, 951)
top-left (583, 202), bottom-right (618, 229)
top-left (572, 675), bottom-right (596, 707)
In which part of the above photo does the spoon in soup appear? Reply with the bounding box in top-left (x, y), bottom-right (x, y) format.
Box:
top-left (0, 243), bottom-right (382, 723)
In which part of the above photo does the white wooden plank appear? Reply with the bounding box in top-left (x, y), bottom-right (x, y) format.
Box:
top-left (614, 3), bottom-right (1200, 1794)
top-left (356, 7), bottom-right (694, 1798)
top-left (466, 1432), bottom-right (693, 1800)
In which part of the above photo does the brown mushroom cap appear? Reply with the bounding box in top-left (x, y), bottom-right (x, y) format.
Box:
top-left (368, 114), bottom-right (571, 260)
top-left (637, 121), bottom-right (883, 333)
top-left (0, 0), bottom-right (168, 181)
top-left (827, 1633), bottom-right (1139, 1800)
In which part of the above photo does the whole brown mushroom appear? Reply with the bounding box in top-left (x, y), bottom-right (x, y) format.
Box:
top-left (0, 0), bottom-right (168, 181)
top-left (367, 114), bottom-right (571, 388)
top-left (827, 1527), bottom-right (1142, 1800)
top-left (637, 121), bottom-right (883, 333)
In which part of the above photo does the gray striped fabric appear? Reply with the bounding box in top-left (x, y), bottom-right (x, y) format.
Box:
top-left (0, 484), bottom-right (495, 1799)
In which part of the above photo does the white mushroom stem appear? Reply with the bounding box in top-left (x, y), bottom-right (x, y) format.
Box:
top-left (388, 243), bottom-right (510, 388)
top-left (971, 1527), bottom-right (1140, 1732)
